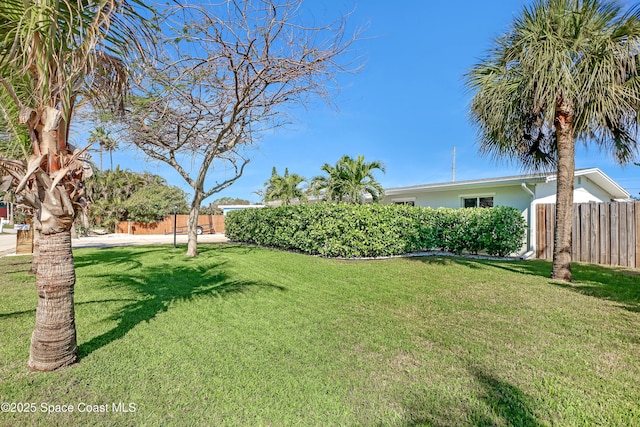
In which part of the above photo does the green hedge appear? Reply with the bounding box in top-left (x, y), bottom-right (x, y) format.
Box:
top-left (225, 204), bottom-right (526, 258)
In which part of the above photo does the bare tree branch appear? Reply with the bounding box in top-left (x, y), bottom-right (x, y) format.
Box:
top-left (112, 0), bottom-right (361, 256)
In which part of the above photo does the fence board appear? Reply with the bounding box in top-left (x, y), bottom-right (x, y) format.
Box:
top-left (536, 202), bottom-right (637, 268)
top-left (599, 203), bottom-right (609, 265)
top-left (611, 203), bottom-right (619, 266)
top-left (536, 205), bottom-right (546, 259)
top-left (579, 204), bottom-right (589, 262)
top-left (546, 204), bottom-right (555, 259)
top-left (627, 203), bottom-right (635, 267)
top-left (590, 203), bottom-right (599, 264)
top-left (636, 202), bottom-right (640, 268)
top-left (573, 205), bottom-right (580, 261)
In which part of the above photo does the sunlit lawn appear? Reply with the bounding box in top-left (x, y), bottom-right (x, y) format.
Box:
top-left (1, 243), bottom-right (639, 426)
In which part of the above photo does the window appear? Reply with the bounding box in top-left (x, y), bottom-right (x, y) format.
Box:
top-left (394, 201), bottom-right (415, 206)
top-left (392, 198), bottom-right (415, 206)
top-left (463, 196), bottom-right (493, 208)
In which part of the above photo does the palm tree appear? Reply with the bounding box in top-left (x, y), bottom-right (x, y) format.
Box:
top-left (0, 0), bottom-right (150, 371)
top-left (310, 155), bottom-right (385, 204)
top-left (466, 0), bottom-right (640, 282)
top-left (88, 127), bottom-right (117, 171)
top-left (263, 167), bottom-right (307, 206)
top-left (103, 136), bottom-right (120, 171)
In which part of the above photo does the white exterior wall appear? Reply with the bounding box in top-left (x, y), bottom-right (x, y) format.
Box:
top-left (533, 177), bottom-right (611, 204)
top-left (384, 184), bottom-right (535, 255)
top-left (384, 184), bottom-right (532, 210)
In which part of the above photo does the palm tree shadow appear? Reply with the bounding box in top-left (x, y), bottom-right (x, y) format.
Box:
top-left (75, 248), bottom-right (285, 359)
top-left (395, 364), bottom-right (542, 426)
top-left (468, 365), bottom-right (542, 427)
top-left (477, 260), bottom-right (640, 313)
top-left (409, 256), bottom-right (640, 313)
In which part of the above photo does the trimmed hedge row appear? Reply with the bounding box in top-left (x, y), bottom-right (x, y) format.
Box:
top-left (225, 204), bottom-right (526, 258)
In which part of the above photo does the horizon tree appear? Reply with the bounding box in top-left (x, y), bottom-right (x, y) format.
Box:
top-left (262, 167), bottom-right (307, 206)
top-left (310, 154), bottom-right (385, 204)
top-left (0, 0), bottom-right (151, 371)
top-left (115, 0), bottom-right (360, 257)
top-left (88, 126), bottom-right (117, 171)
top-left (466, 0), bottom-right (640, 282)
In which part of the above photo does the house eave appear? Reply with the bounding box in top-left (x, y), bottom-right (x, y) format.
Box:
top-left (385, 173), bottom-right (548, 196)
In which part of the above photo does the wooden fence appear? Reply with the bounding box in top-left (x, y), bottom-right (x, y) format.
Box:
top-left (536, 202), bottom-right (640, 268)
top-left (116, 214), bottom-right (226, 235)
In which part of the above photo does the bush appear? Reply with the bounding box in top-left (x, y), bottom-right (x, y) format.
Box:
top-left (225, 204), bottom-right (526, 258)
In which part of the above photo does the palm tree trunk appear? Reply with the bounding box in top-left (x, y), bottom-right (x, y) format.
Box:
top-left (29, 224), bottom-right (40, 275)
top-left (27, 229), bottom-right (78, 371)
top-left (552, 105), bottom-right (575, 282)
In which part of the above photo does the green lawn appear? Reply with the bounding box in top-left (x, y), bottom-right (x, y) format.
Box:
top-left (1, 244), bottom-right (639, 426)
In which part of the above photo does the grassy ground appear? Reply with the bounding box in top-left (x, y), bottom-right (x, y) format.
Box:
top-left (0, 243), bottom-right (639, 426)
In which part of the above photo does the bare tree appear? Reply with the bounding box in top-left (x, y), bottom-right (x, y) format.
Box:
top-left (117, 0), bottom-right (360, 257)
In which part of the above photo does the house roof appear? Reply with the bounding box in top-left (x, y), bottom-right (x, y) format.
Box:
top-left (385, 168), bottom-right (630, 200)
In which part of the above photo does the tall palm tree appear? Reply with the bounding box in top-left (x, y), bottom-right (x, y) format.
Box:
top-left (263, 167), bottom-right (307, 206)
top-left (103, 135), bottom-right (119, 170)
top-left (466, 0), bottom-right (640, 282)
top-left (310, 155), bottom-right (385, 204)
top-left (87, 127), bottom-right (116, 171)
top-left (0, 0), bottom-right (150, 371)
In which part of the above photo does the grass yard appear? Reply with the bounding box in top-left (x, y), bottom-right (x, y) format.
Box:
top-left (1, 243), bottom-right (639, 426)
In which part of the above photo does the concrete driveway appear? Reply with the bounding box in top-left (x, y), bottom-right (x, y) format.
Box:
top-left (0, 228), bottom-right (17, 257)
top-left (0, 231), bottom-right (229, 257)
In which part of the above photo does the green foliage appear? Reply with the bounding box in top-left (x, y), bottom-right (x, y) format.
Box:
top-left (225, 204), bottom-right (526, 258)
top-left (309, 154), bottom-right (385, 204)
top-left (86, 167), bottom-right (185, 231)
top-left (466, 0), bottom-right (640, 168)
top-left (261, 167), bottom-right (307, 205)
top-left (124, 185), bottom-right (188, 223)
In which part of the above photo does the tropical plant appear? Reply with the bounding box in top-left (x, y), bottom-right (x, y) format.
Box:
top-left (466, 0), bottom-right (640, 282)
top-left (0, 85), bottom-right (30, 226)
top-left (87, 126), bottom-right (117, 171)
top-left (310, 155), bottom-right (385, 204)
top-left (262, 167), bottom-right (307, 206)
top-left (0, 0), bottom-right (150, 371)
top-left (85, 167), bottom-right (174, 232)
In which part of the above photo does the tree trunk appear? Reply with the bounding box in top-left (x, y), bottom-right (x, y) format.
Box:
top-left (552, 105), bottom-right (575, 282)
top-left (186, 196), bottom-right (202, 257)
top-left (29, 224), bottom-right (40, 275)
top-left (27, 228), bottom-right (78, 371)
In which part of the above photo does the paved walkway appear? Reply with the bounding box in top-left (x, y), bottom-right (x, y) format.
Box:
top-left (0, 231), bottom-right (229, 257)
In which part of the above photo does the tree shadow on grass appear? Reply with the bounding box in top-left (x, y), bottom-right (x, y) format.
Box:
top-left (0, 255), bottom-right (33, 273)
top-left (478, 260), bottom-right (640, 313)
top-left (74, 247), bottom-right (286, 359)
top-left (407, 256), bottom-right (640, 313)
top-left (398, 365), bottom-right (541, 427)
top-left (467, 365), bottom-right (542, 427)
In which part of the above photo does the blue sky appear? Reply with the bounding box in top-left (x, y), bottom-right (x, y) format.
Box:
top-left (74, 0), bottom-right (640, 203)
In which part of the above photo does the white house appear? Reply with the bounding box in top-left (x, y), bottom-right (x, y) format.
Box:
top-left (382, 168), bottom-right (630, 256)
top-left (218, 204), bottom-right (266, 215)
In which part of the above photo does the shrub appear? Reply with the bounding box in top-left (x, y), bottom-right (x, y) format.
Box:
top-left (225, 204), bottom-right (526, 258)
